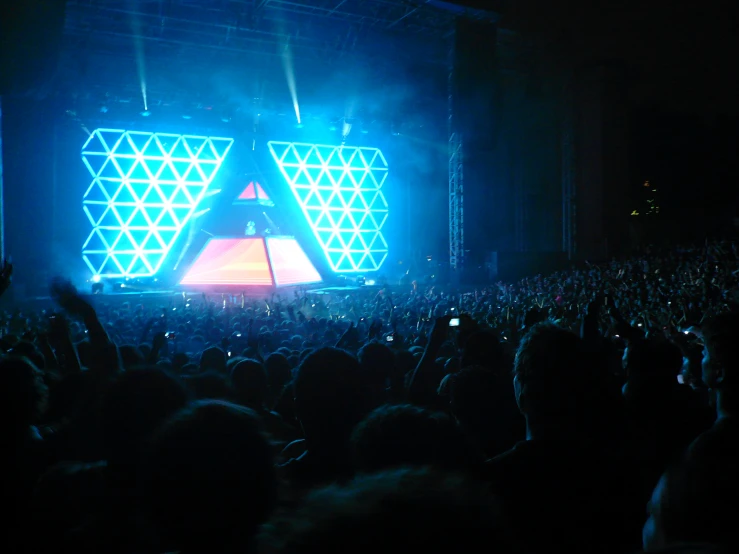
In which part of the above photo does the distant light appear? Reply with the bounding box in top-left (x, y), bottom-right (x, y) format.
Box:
top-left (329, 125), bottom-right (338, 131)
top-left (92, 274), bottom-right (101, 283)
top-left (99, 105), bottom-right (108, 114)
top-left (295, 123), bottom-right (304, 129)
top-left (141, 110), bottom-right (151, 117)
top-left (366, 279), bottom-right (376, 286)
top-left (182, 114), bottom-right (192, 120)
top-left (361, 128), bottom-right (369, 134)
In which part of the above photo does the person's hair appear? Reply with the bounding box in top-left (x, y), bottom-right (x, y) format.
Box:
top-left (142, 400), bottom-right (277, 553)
top-left (625, 338), bottom-right (683, 383)
top-left (461, 330), bottom-right (505, 373)
top-left (182, 370), bottom-right (233, 401)
top-left (118, 344), bottom-right (145, 369)
top-left (351, 404), bottom-right (474, 472)
top-left (293, 347), bottom-right (367, 445)
top-left (0, 356), bottom-right (47, 436)
top-left (702, 312), bottom-right (739, 390)
top-left (513, 324), bottom-right (589, 424)
top-left (199, 346), bottom-right (227, 373)
top-left (450, 366), bottom-right (524, 457)
top-left (264, 353), bottom-right (292, 405)
top-left (231, 358), bottom-right (268, 408)
top-left (264, 467), bottom-right (513, 554)
top-left (102, 366), bottom-right (189, 467)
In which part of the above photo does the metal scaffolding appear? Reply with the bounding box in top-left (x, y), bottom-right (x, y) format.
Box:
top-left (561, 78), bottom-right (577, 259)
top-left (448, 35), bottom-right (464, 272)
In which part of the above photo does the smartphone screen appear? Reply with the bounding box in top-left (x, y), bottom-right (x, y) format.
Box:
top-left (449, 318), bottom-right (460, 327)
top-left (386, 335), bottom-right (394, 342)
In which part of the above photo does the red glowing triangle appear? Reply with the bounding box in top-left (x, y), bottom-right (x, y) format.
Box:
top-left (256, 183), bottom-right (270, 201)
top-left (238, 182), bottom-right (257, 200)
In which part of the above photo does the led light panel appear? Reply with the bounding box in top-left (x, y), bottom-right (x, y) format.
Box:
top-left (81, 129), bottom-right (233, 277)
top-left (268, 142), bottom-right (389, 273)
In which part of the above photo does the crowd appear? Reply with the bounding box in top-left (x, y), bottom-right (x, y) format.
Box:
top-left (2, 239), bottom-right (739, 554)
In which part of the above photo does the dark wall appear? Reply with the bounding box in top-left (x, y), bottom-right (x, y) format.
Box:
top-left (574, 62), bottom-right (630, 259)
top-left (1, 97), bottom-right (60, 290)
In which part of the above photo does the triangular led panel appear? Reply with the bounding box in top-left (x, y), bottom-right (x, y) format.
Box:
top-left (268, 141), bottom-right (389, 274)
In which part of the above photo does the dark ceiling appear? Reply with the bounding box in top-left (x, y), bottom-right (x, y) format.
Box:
top-left (57, 0), bottom-right (512, 130)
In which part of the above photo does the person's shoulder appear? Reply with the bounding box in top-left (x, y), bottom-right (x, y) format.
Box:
top-left (483, 441), bottom-right (531, 481)
top-left (689, 417), bottom-right (739, 457)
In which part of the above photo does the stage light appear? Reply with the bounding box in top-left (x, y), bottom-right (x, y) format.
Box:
top-left (268, 141), bottom-right (389, 273)
top-left (80, 129), bottom-right (234, 278)
top-left (141, 110), bottom-right (151, 117)
top-left (91, 274), bottom-right (101, 283)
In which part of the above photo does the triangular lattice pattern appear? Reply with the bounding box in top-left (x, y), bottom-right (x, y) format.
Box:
top-left (81, 129), bottom-right (233, 277)
top-left (267, 142), bottom-right (389, 273)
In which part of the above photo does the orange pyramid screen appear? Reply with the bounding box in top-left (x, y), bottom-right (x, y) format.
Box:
top-left (266, 237), bottom-right (322, 286)
top-left (180, 238), bottom-right (274, 286)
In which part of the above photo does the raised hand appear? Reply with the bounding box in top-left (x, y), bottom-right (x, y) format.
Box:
top-left (368, 319), bottom-right (384, 341)
top-left (429, 315), bottom-right (452, 346)
top-left (337, 321), bottom-right (360, 349)
top-left (50, 277), bottom-right (94, 318)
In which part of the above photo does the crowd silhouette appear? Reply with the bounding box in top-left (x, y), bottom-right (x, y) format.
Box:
top-left (2, 240), bottom-right (739, 553)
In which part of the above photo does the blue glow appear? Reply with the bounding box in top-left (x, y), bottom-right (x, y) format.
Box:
top-left (81, 129), bottom-right (233, 278)
top-left (268, 142), bottom-right (389, 273)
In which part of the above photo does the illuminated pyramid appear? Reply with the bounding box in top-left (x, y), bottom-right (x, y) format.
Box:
top-left (268, 141), bottom-right (389, 273)
top-left (234, 181), bottom-right (273, 206)
top-left (180, 236), bottom-right (322, 287)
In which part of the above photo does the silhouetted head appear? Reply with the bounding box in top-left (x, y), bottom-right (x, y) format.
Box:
top-left (267, 468), bottom-right (513, 554)
top-left (0, 356), bottom-right (48, 437)
top-left (118, 344), bottom-right (145, 369)
top-left (461, 331), bottom-right (506, 373)
top-left (624, 338), bottom-right (683, 385)
top-left (143, 400), bottom-right (276, 554)
top-left (231, 358), bottom-right (268, 409)
top-left (351, 404), bottom-right (473, 472)
top-left (294, 347), bottom-right (367, 448)
top-left (451, 366), bottom-right (524, 457)
top-left (702, 313), bottom-right (739, 416)
top-left (513, 324), bottom-right (591, 437)
top-left (200, 346), bottom-right (227, 373)
top-left (357, 342), bottom-right (395, 408)
top-left (102, 367), bottom-right (188, 468)
top-left (183, 370), bottom-right (233, 401)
